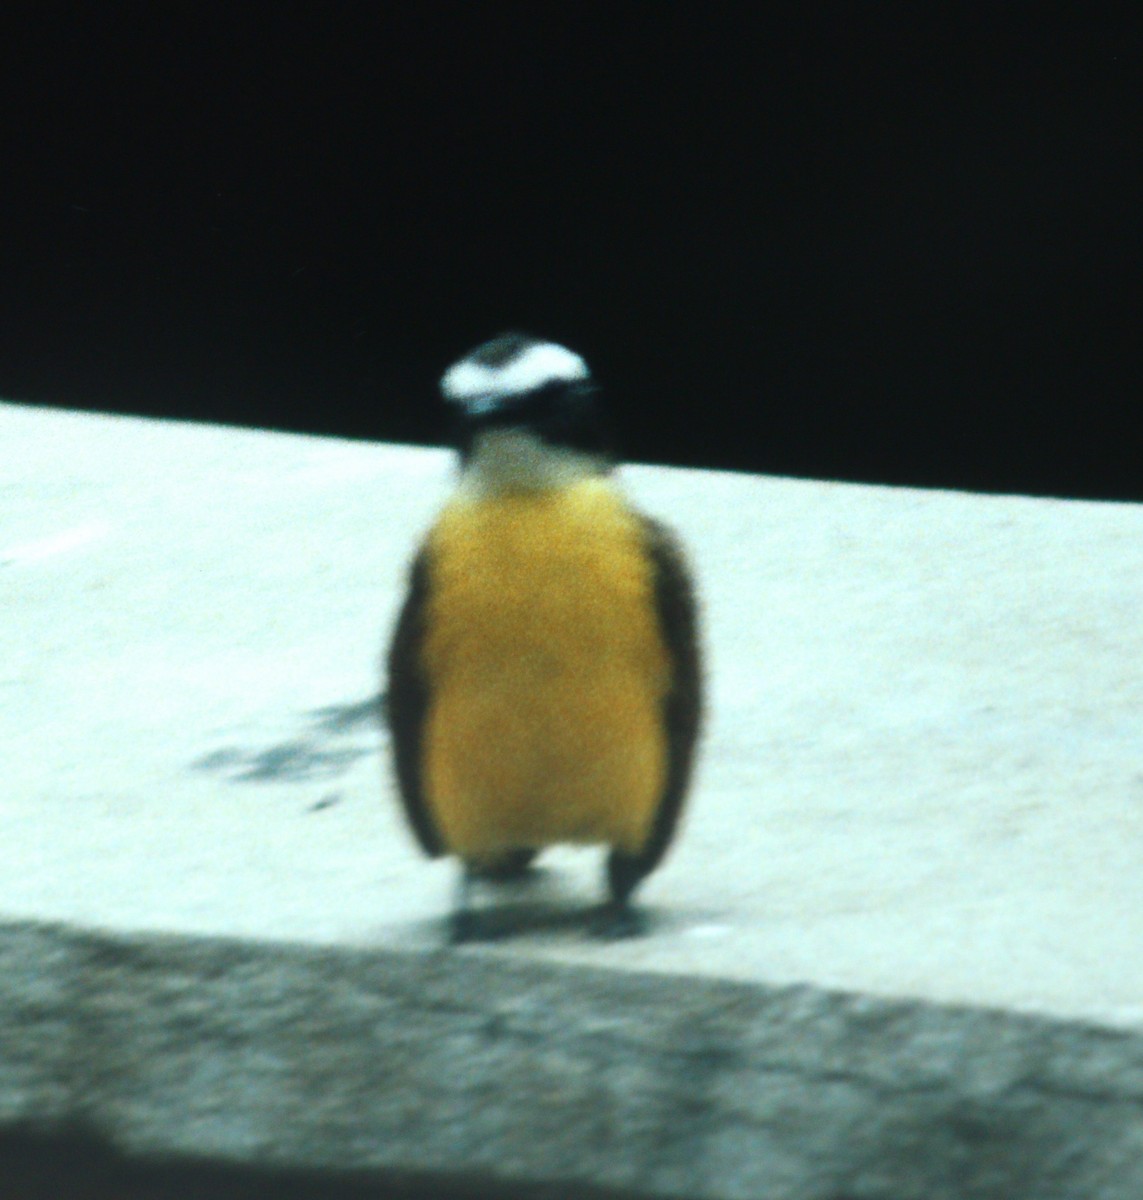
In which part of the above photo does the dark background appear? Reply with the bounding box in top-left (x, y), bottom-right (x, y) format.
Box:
top-left (1, 6), bottom-right (1139, 498)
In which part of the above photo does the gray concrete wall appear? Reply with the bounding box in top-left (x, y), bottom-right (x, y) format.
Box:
top-left (4, 920), bottom-right (1143, 1199)
top-left (3, 401), bottom-right (1143, 1197)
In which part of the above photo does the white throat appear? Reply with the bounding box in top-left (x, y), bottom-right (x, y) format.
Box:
top-left (459, 429), bottom-right (605, 495)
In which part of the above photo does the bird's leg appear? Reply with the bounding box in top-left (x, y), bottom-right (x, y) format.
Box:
top-left (449, 856), bottom-right (535, 943)
top-left (594, 850), bottom-right (650, 939)
top-left (448, 865), bottom-right (479, 944)
top-left (467, 848), bottom-right (538, 881)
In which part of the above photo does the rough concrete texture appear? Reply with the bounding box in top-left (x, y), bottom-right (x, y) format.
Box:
top-left (3, 400), bottom-right (1143, 1197)
top-left (3, 922), bottom-right (1143, 1199)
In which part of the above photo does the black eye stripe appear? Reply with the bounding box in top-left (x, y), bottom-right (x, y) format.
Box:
top-left (453, 380), bottom-right (613, 465)
top-left (463, 380), bottom-right (597, 426)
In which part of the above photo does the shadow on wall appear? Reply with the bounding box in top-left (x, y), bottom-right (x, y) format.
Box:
top-left (0, 1126), bottom-right (654, 1199)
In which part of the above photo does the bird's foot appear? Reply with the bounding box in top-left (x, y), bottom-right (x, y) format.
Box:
top-left (448, 908), bottom-right (482, 945)
top-left (447, 863), bottom-right (523, 944)
top-left (591, 900), bottom-right (648, 940)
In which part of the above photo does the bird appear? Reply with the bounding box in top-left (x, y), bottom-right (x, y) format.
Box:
top-left (384, 332), bottom-right (702, 940)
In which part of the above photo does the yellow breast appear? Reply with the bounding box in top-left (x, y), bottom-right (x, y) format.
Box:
top-left (420, 478), bottom-right (670, 858)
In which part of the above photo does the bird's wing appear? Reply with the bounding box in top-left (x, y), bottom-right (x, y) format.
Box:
top-left (633, 514), bottom-right (704, 872)
top-left (385, 547), bottom-right (447, 857)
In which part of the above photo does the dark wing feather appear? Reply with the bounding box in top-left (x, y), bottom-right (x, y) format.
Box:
top-left (634, 515), bottom-right (703, 872)
top-left (384, 548), bottom-right (446, 857)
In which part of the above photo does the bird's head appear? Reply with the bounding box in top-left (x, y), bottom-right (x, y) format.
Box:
top-left (440, 332), bottom-right (613, 492)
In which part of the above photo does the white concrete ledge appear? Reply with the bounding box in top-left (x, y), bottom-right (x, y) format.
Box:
top-left (3, 401), bottom-right (1143, 1197)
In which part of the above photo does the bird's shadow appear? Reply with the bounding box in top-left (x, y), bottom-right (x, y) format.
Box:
top-left (417, 863), bottom-right (676, 944)
top-left (190, 695), bottom-right (382, 784)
